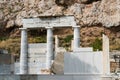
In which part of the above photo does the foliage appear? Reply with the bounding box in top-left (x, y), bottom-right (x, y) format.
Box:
top-left (29, 36), bottom-right (46, 43)
top-left (63, 35), bottom-right (73, 43)
top-left (90, 38), bottom-right (102, 51)
top-left (0, 36), bottom-right (46, 55)
top-left (0, 38), bottom-right (20, 55)
top-left (116, 47), bottom-right (120, 50)
top-left (59, 35), bottom-right (73, 51)
top-left (0, 37), bottom-right (8, 41)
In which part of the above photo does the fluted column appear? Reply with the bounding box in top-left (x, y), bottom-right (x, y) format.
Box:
top-left (46, 27), bottom-right (53, 69)
top-left (20, 28), bottom-right (28, 74)
top-left (73, 26), bottom-right (80, 51)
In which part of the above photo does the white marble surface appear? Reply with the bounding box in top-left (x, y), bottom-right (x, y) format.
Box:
top-left (22, 16), bottom-right (76, 28)
top-left (64, 52), bottom-right (103, 74)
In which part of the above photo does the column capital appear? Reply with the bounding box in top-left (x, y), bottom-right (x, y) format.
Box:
top-left (19, 28), bottom-right (27, 30)
top-left (72, 26), bottom-right (80, 28)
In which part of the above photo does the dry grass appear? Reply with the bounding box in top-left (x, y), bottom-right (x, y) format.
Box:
top-left (109, 38), bottom-right (120, 51)
top-left (0, 38), bottom-right (20, 55)
top-left (0, 36), bottom-right (119, 56)
top-left (0, 36), bottom-right (47, 55)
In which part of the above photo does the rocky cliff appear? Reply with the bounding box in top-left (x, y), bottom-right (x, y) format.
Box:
top-left (0, 0), bottom-right (120, 28)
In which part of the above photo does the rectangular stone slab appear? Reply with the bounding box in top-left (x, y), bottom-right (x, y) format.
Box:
top-left (73, 47), bottom-right (93, 52)
top-left (22, 16), bottom-right (76, 28)
top-left (64, 52), bottom-right (103, 74)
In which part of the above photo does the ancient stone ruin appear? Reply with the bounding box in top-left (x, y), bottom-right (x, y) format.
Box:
top-left (10, 15), bottom-right (111, 80)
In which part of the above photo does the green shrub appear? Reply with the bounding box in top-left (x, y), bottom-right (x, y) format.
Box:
top-left (58, 35), bottom-right (73, 51)
top-left (90, 38), bottom-right (102, 51)
top-left (64, 35), bottom-right (73, 43)
top-left (0, 37), bottom-right (8, 41)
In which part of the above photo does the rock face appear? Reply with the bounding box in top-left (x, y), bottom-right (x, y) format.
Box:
top-left (0, 0), bottom-right (120, 29)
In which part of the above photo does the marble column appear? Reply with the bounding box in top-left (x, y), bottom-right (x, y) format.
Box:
top-left (20, 28), bottom-right (28, 74)
top-left (46, 27), bottom-right (53, 69)
top-left (73, 26), bottom-right (80, 51)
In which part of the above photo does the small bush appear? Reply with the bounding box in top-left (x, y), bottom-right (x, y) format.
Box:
top-left (90, 38), bottom-right (102, 51)
top-left (0, 37), bottom-right (8, 41)
top-left (64, 35), bottom-right (73, 43)
top-left (58, 35), bottom-right (73, 51)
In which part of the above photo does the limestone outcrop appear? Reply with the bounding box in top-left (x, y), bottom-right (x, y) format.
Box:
top-left (0, 0), bottom-right (120, 29)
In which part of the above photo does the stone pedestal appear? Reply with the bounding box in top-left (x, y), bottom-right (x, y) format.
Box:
top-left (20, 28), bottom-right (28, 74)
top-left (46, 27), bottom-right (53, 69)
top-left (73, 26), bottom-right (80, 51)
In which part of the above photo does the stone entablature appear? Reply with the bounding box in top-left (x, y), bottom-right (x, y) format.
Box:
top-left (22, 16), bottom-right (76, 28)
